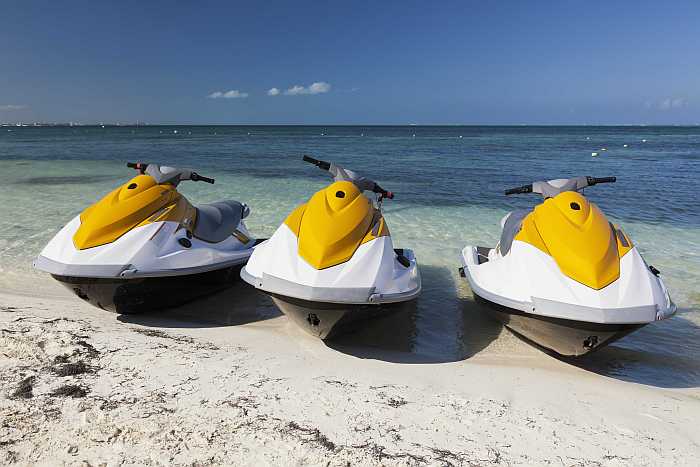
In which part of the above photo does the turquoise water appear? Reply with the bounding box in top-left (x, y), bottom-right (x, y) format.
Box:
top-left (1, 126), bottom-right (699, 385)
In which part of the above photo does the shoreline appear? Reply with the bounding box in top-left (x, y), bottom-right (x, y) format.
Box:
top-left (1, 283), bottom-right (699, 465)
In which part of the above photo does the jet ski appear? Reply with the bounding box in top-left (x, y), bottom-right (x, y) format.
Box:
top-left (34, 162), bottom-right (260, 314)
top-left (459, 176), bottom-right (676, 357)
top-left (241, 155), bottom-right (421, 339)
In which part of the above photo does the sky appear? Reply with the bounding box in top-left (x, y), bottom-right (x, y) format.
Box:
top-left (1, 0), bottom-right (698, 125)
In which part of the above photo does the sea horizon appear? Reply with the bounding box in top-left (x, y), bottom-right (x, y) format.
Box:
top-left (4, 122), bottom-right (700, 127)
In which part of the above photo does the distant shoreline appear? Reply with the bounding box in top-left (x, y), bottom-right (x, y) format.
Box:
top-left (3, 123), bottom-right (700, 128)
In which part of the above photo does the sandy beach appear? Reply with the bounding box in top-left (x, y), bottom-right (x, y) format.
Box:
top-left (1, 279), bottom-right (698, 466)
top-left (3, 0), bottom-right (700, 464)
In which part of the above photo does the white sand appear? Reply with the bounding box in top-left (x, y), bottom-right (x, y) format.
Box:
top-left (1, 283), bottom-right (699, 466)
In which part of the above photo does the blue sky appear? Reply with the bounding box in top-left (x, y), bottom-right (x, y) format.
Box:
top-left (1, 1), bottom-right (698, 124)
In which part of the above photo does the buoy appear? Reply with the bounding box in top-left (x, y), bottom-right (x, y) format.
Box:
top-left (173, 130), bottom-right (178, 134)
top-left (591, 152), bottom-right (599, 157)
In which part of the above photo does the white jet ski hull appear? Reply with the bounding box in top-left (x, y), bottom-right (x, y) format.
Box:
top-left (35, 216), bottom-right (256, 313)
top-left (460, 242), bottom-right (676, 356)
top-left (241, 224), bottom-right (421, 339)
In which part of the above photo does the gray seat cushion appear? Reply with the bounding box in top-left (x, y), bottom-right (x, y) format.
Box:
top-left (499, 209), bottom-right (530, 256)
top-left (194, 200), bottom-right (246, 243)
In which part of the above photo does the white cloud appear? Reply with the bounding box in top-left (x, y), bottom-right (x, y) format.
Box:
top-left (653, 97), bottom-right (687, 111)
top-left (308, 82), bottom-right (331, 94)
top-left (285, 85), bottom-right (306, 96)
top-left (284, 81), bottom-right (331, 95)
top-left (267, 87), bottom-right (280, 96)
top-left (0, 104), bottom-right (27, 111)
top-left (207, 90), bottom-right (248, 99)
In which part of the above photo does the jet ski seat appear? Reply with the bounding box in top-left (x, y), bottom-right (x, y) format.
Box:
top-left (498, 209), bottom-right (530, 256)
top-left (194, 200), bottom-right (247, 243)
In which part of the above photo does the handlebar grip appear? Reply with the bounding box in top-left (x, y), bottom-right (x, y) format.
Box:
top-left (373, 184), bottom-right (394, 199)
top-left (126, 162), bottom-right (147, 173)
top-left (595, 176), bottom-right (616, 184)
top-left (587, 176), bottom-right (616, 186)
top-left (302, 155), bottom-right (331, 171)
top-left (191, 172), bottom-right (215, 184)
top-left (505, 184), bottom-right (533, 195)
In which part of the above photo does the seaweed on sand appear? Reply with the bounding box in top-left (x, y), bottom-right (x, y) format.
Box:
top-left (51, 384), bottom-right (88, 398)
top-left (10, 376), bottom-right (36, 399)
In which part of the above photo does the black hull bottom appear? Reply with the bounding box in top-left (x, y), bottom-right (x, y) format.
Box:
top-left (473, 294), bottom-right (644, 357)
top-left (52, 265), bottom-right (243, 314)
top-left (270, 294), bottom-right (414, 340)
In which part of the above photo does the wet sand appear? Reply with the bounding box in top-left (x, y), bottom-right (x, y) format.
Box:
top-left (1, 281), bottom-right (699, 466)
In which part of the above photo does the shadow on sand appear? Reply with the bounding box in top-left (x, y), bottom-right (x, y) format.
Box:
top-left (117, 279), bottom-right (281, 328)
top-left (326, 264), bottom-right (503, 363)
top-left (117, 263), bottom-right (700, 388)
top-left (559, 311), bottom-right (700, 389)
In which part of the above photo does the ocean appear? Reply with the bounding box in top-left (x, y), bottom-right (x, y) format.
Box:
top-left (1, 125), bottom-right (698, 386)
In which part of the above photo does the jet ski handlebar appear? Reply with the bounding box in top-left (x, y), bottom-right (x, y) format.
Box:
top-left (586, 176), bottom-right (616, 185)
top-left (373, 184), bottom-right (394, 199)
top-left (126, 161), bottom-right (147, 171)
top-left (303, 155), bottom-right (331, 171)
top-left (126, 162), bottom-right (215, 184)
top-left (504, 184), bottom-right (533, 195)
top-left (302, 155), bottom-right (394, 200)
top-left (189, 173), bottom-right (215, 184)
top-left (505, 176), bottom-right (616, 196)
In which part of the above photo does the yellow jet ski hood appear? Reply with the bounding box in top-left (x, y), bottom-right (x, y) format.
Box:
top-left (283, 156), bottom-right (393, 270)
top-left (507, 176), bottom-right (632, 289)
top-left (284, 181), bottom-right (389, 269)
top-left (73, 163), bottom-right (211, 250)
